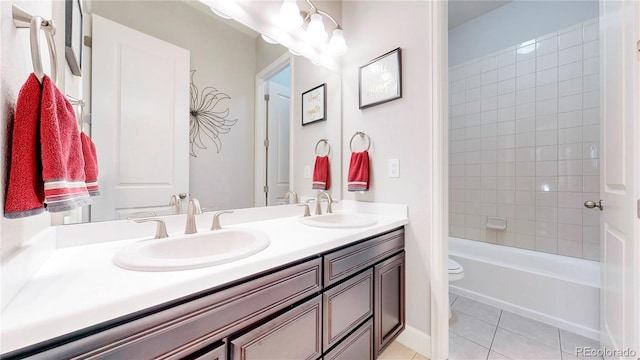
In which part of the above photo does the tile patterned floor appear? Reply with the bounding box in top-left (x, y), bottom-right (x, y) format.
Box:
top-left (378, 294), bottom-right (600, 360)
top-left (449, 293), bottom-right (601, 360)
top-left (379, 341), bottom-right (429, 360)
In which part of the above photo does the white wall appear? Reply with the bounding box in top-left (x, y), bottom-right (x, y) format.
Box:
top-left (1, 0), bottom-right (81, 307)
top-left (90, 1), bottom-right (256, 211)
top-left (341, 1), bottom-right (432, 355)
top-left (1, 0), bottom-right (82, 259)
top-left (292, 57), bottom-right (342, 202)
top-left (449, 0), bottom-right (599, 66)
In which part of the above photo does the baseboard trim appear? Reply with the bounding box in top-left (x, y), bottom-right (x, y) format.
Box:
top-left (396, 324), bottom-right (431, 358)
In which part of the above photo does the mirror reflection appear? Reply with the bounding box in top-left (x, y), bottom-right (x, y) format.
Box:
top-left (78, 0), bottom-right (342, 223)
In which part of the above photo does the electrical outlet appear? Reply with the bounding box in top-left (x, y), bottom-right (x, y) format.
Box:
top-left (388, 159), bottom-right (400, 178)
top-left (304, 165), bottom-right (312, 179)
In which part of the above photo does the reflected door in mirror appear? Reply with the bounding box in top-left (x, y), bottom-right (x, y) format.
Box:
top-left (91, 15), bottom-right (190, 221)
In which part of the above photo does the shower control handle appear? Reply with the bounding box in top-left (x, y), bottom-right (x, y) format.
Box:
top-left (584, 200), bottom-right (604, 211)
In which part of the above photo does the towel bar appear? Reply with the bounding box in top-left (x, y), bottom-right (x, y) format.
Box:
top-left (12, 4), bottom-right (58, 84)
top-left (315, 138), bottom-right (331, 156)
top-left (349, 131), bottom-right (371, 152)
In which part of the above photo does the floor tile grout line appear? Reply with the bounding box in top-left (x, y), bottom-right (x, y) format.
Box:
top-left (558, 328), bottom-right (564, 359)
top-left (486, 310), bottom-right (503, 360)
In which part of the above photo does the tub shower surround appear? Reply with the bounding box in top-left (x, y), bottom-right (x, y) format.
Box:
top-left (448, 19), bottom-right (600, 261)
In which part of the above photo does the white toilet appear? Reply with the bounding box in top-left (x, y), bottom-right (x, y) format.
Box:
top-left (448, 258), bottom-right (464, 319)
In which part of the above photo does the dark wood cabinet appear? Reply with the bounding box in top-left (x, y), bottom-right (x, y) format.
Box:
top-left (230, 296), bottom-right (322, 360)
top-left (4, 228), bottom-right (405, 360)
top-left (324, 319), bottom-right (374, 360)
top-left (374, 252), bottom-right (406, 356)
top-left (191, 342), bottom-right (226, 360)
top-left (323, 269), bottom-right (373, 349)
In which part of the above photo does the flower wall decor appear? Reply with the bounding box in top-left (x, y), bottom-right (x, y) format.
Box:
top-left (189, 70), bottom-right (238, 157)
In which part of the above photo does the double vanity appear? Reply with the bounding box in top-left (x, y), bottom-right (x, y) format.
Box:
top-left (1, 201), bottom-right (408, 359)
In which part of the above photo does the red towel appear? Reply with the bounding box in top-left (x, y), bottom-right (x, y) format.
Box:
top-left (312, 156), bottom-right (331, 190)
top-left (80, 133), bottom-right (100, 196)
top-left (4, 74), bottom-right (46, 218)
top-left (348, 151), bottom-right (370, 191)
top-left (4, 74), bottom-right (92, 218)
top-left (40, 75), bottom-right (92, 212)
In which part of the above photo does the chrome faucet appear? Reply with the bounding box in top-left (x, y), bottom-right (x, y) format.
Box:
top-left (169, 194), bottom-right (182, 214)
top-left (185, 198), bottom-right (202, 234)
top-left (315, 191), bottom-right (334, 215)
top-left (211, 210), bottom-right (234, 230)
top-left (283, 190), bottom-right (298, 204)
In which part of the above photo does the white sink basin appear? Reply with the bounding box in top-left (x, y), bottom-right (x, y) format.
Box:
top-left (114, 228), bottom-right (270, 271)
top-left (298, 213), bottom-right (377, 229)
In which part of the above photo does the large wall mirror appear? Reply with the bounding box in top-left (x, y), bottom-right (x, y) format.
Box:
top-left (75, 0), bottom-right (342, 223)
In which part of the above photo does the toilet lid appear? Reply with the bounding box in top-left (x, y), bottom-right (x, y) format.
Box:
top-left (448, 258), bottom-right (463, 274)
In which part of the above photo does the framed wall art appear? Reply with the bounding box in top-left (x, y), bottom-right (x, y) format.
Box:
top-left (302, 83), bottom-right (326, 125)
top-left (359, 48), bottom-right (402, 109)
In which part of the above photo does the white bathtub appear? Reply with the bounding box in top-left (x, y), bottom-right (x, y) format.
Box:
top-left (449, 237), bottom-right (600, 340)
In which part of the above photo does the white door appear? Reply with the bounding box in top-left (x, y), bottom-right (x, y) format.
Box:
top-left (266, 80), bottom-right (291, 206)
top-left (599, 0), bottom-right (640, 356)
top-left (91, 15), bottom-right (190, 221)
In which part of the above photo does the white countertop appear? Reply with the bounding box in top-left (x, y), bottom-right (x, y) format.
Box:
top-left (0, 201), bottom-right (408, 354)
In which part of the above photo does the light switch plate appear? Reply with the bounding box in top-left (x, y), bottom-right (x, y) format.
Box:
top-left (388, 159), bottom-right (400, 178)
top-left (304, 165), bottom-right (312, 179)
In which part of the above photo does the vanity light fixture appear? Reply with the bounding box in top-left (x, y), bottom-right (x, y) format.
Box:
top-left (278, 0), bottom-right (348, 56)
top-left (261, 34), bottom-right (279, 45)
top-left (209, 6), bottom-right (232, 19)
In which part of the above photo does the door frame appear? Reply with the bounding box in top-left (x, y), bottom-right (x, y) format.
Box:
top-left (431, 1), bottom-right (449, 359)
top-left (254, 52), bottom-right (293, 207)
top-left (432, 1), bottom-right (640, 359)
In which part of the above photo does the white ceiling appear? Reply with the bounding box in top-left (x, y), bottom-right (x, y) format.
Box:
top-left (448, 0), bottom-right (512, 29)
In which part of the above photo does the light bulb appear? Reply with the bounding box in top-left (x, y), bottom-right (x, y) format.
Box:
top-left (328, 28), bottom-right (348, 56)
top-left (305, 13), bottom-right (327, 44)
top-left (279, 0), bottom-right (303, 30)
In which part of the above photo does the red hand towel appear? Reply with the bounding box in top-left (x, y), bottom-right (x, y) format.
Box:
top-left (348, 151), bottom-right (370, 191)
top-left (80, 133), bottom-right (100, 196)
top-left (312, 156), bottom-right (331, 190)
top-left (39, 75), bottom-right (92, 212)
top-left (4, 74), bottom-right (46, 218)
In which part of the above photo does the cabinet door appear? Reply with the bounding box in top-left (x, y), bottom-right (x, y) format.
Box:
top-left (324, 319), bottom-right (374, 360)
top-left (191, 342), bottom-right (226, 360)
top-left (230, 295), bottom-right (322, 360)
top-left (323, 269), bottom-right (373, 349)
top-left (374, 252), bottom-right (405, 356)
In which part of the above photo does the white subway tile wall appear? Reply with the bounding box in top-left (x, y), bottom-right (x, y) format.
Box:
top-left (449, 18), bottom-right (600, 261)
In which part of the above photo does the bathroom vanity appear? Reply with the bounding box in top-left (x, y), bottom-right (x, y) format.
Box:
top-left (1, 204), bottom-right (407, 360)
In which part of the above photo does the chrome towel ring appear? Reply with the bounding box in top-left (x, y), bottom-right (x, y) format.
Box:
top-left (315, 138), bottom-right (331, 157)
top-left (349, 131), bottom-right (371, 152)
top-left (12, 4), bottom-right (58, 84)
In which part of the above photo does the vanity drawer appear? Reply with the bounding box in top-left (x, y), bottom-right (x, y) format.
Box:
top-left (324, 319), bottom-right (374, 360)
top-left (324, 228), bottom-right (404, 286)
top-left (26, 258), bottom-right (322, 360)
top-left (230, 295), bottom-right (322, 360)
top-left (323, 269), bottom-right (373, 349)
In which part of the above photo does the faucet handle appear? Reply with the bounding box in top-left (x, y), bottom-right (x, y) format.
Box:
top-left (211, 210), bottom-right (234, 230)
top-left (169, 195), bottom-right (182, 214)
top-left (297, 204), bottom-right (311, 217)
top-left (126, 211), bottom-right (158, 220)
top-left (134, 218), bottom-right (169, 239)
